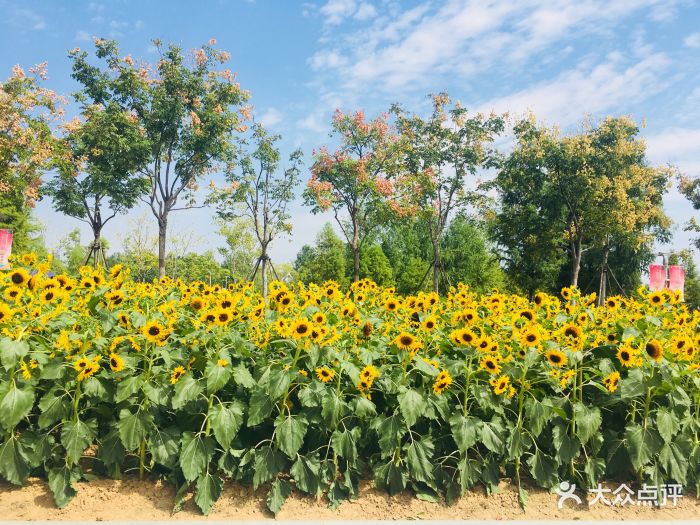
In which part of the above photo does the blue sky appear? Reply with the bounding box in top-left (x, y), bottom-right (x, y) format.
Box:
top-left (2, 0), bottom-right (700, 265)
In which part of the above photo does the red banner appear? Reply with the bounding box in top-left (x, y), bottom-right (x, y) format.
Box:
top-left (668, 265), bottom-right (685, 292)
top-left (0, 229), bottom-right (13, 270)
top-left (648, 264), bottom-right (665, 291)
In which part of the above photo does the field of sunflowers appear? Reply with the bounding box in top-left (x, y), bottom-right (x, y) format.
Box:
top-left (0, 256), bottom-right (699, 515)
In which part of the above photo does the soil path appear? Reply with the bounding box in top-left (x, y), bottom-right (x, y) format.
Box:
top-left (1, 478), bottom-right (698, 520)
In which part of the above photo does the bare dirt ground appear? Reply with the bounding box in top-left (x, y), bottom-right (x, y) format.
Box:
top-left (1, 477), bottom-right (698, 520)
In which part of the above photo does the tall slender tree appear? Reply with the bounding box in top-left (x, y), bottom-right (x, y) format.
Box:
top-left (0, 62), bottom-right (62, 252)
top-left (304, 109), bottom-right (399, 282)
top-left (208, 123), bottom-right (301, 299)
top-left (392, 93), bottom-right (505, 291)
top-left (46, 102), bottom-right (150, 266)
top-left (68, 38), bottom-right (249, 278)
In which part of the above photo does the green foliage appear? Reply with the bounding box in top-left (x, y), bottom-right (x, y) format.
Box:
top-left (68, 38), bottom-right (249, 277)
top-left (294, 223), bottom-right (348, 286)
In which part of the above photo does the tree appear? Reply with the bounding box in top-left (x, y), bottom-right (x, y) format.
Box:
top-left (359, 244), bottom-right (393, 286)
top-left (491, 115), bottom-right (670, 295)
top-left (0, 62), bottom-right (62, 251)
top-left (441, 214), bottom-right (505, 293)
top-left (305, 109), bottom-right (398, 282)
top-left (45, 102), bottom-right (150, 266)
top-left (216, 218), bottom-right (256, 282)
top-left (208, 123), bottom-right (301, 300)
top-left (55, 229), bottom-right (87, 275)
top-left (111, 211), bottom-right (158, 282)
top-left (68, 38), bottom-right (249, 278)
top-left (392, 93), bottom-right (505, 291)
top-left (679, 174), bottom-right (700, 250)
top-left (669, 250), bottom-right (700, 310)
top-left (294, 223), bottom-right (348, 286)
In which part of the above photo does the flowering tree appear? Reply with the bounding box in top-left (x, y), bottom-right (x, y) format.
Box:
top-left (0, 62), bottom-right (63, 250)
top-left (493, 115), bottom-right (670, 294)
top-left (45, 102), bottom-right (150, 266)
top-left (68, 38), bottom-right (249, 278)
top-left (208, 123), bottom-right (301, 300)
top-left (304, 109), bottom-right (399, 282)
top-left (392, 93), bottom-right (505, 292)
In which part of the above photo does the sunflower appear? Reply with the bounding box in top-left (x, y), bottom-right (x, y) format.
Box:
top-left (669, 335), bottom-right (692, 356)
top-left (190, 296), bottom-right (205, 311)
top-left (360, 321), bottom-right (373, 338)
top-left (545, 349), bottom-right (567, 367)
top-left (490, 375), bottom-right (510, 396)
top-left (142, 320), bottom-right (167, 344)
top-left (109, 264), bottom-right (124, 280)
top-left (109, 353), bottom-right (125, 372)
top-left (8, 268), bottom-right (30, 287)
top-left (394, 332), bottom-right (421, 352)
top-left (0, 302), bottom-right (14, 323)
top-left (562, 323), bottom-right (583, 340)
top-left (3, 286), bottom-right (22, 302)
top-left (73, 357), bottom-right (90, 372)
top-left (480, 355), bottom-right (501, 375)
top-left (40, 288), bottom-right (63, 304)
top-left (432, 370), bottom-right (452, 395)
top-left (77, 360), bottom-right (100, 381)
top-left (605, 297), bottom-right (620, 310)
top-left (645, 339), bottom-right (664, 362)
top-left (21, 253), bottom-right (37, 266)
top-left (603, 371), bottom-right (620, 393)
top-left (170, 366), bottom-right (186, 384)
top-left (517, 309), bottom-right (535, 322)
top-left (533, 292), bottom-right (546, 307)
top-left (451, 328), bottom-right (476, 347)
top-left (291, 319), bottom-right (312, 339)
top-left (422, 315), bottom-right (438, 331)
top-left (360, 364), bottom-right (380, 381)
top-left (117, 312), bottom-right (130, 328)
top-left (648, 291), bottom-right (665, 306)
top-left (313, 312), bottom-right (326, 325)
top-left (384, 298), bottom-right (399, 312)
top-left (520, 328), bottom-right (541, 348)
top-left (214, 308), bottom-right (232, 326)
top-left (315, 366), bottom-right (335, 383)
top-left (616, 345), bottom-right (638, 368)
top-left (462, 308), bottom-right (478, 323)
top-left (561, 287), bottom-right (573, 301)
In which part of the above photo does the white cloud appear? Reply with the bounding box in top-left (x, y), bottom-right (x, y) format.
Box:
top-left (308, 49), bottom-right (347, 70)
top-left (258, 108), bottom-right (283, 128)
top-left (4, 7), bottom-right (46, 31)
top-left (354, 2), bottom-right (376, 20)
top-left (645, 127), bottom-right (700, 170)
top-left (75, 30), bottom-right (91, 42)
top-left (309, 0), bottom-right (683, 97)
top-left (320, 0), bottom-right (357, 25)
top-left (478, 52), bottom-right (671, 128)
top-left (684, 32), bottom-right (700, 48)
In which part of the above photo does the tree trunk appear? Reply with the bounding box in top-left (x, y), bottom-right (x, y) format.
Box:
top-left (597, 240), bottom-right (610, 306)
top-left (87, 225), bottom-right (103, 268)
top-left (158, 216), bottom-right (167, 280)
top-left (351, 217), bottom-right (360, 283)
top-left (431, 235), bottom-right (440, 293)
top-left (261, 253), bottom-right (268, 302)
top-left (570, 238), bottom-right (582, 288)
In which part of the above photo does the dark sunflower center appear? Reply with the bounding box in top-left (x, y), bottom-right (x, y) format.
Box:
top-left (148, 326), bottom-right (161, 336)
top-left (11, 273), bottom-right (23, 284)
top-left (296, 324), bottom-right (308, 334)
top-left (400, 336), bottom-right (413, 346)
